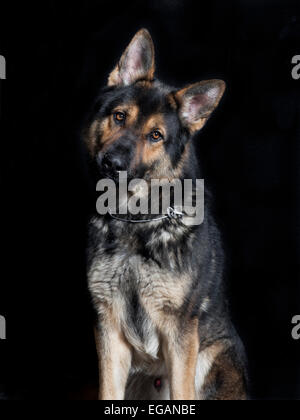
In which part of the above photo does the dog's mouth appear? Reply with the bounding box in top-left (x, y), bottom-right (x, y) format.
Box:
top-left (98, 165), bottom-right (137, 184)
top-left (101, 169), bottom-right (121, 182)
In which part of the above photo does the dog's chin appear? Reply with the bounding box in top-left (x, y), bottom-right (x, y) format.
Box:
top-left (98, 168), bottom-right (136, 183)
top-left (99, 170), bottom-right (118, 182)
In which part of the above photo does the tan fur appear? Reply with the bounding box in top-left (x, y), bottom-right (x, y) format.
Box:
top-left (137, 80), bottom-right (155, 89)
top-left (201, 345), bottom-right (247, 400)
top-left (143, 114), bottom-right (166, 139)
top-left (138, 114), bottom-right (166, 165)
top-left (172, 143), bottom-right (191, 178)
top-left (139, 140), bottom-right (164, 167)
top-left (108, 65), bottom-right (122, 87)
top-left (167, 92), bottom-right (178, 111)
top-left (95, 317), bottom-right (132, 400)
top-left (100, 104), bottom-right (140, 147)
top-left (163, 319), bottom-right (199, 400)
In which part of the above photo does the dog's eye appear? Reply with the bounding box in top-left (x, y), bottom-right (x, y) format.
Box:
top-left (113, 111), bottom-right (126, 124)
top-left (150, 130), bottom-right (164, 142)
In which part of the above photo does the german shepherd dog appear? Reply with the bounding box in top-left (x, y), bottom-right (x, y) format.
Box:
top-left (84, 29), bottom-right (248, 400)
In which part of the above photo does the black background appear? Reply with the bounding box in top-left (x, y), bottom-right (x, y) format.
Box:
top-left (0, 0), bottom-right (300, 400)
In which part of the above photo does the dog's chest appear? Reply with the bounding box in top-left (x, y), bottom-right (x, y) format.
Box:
top-left (89, 247), bottom-right (188, 317)
top-left (88, 221), bottom-right (190, 358)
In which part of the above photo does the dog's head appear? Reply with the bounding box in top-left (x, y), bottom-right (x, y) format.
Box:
top-left (85, 29), bottom-right (225, 182)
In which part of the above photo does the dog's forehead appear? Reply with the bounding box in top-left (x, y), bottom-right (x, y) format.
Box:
top-left (114, 82), bottom-right (174, 116)
top-left (136, 84), bottom-right (172, 113)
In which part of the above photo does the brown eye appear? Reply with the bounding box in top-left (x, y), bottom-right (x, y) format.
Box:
top-left (150, 130), bottom-right (164, 142)
top-left (114, 111), bottom-right (126, 124)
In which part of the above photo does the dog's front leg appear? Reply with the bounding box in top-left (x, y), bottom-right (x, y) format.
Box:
top-left (163, 319), bottom-right (199, 400)
top-left (95, 322), bottom-right (132, 400)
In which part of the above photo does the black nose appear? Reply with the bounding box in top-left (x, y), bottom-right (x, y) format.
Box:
top-left (102, 154), bottom-right (124, 172)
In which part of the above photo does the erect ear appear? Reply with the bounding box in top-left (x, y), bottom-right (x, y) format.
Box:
top-left (175, 80), bottom-right (226, 133)
top-left (108, 29), bottom-right (155, 87)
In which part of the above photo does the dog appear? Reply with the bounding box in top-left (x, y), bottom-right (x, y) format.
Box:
top-left (84, 29), bottom-right (248, 400)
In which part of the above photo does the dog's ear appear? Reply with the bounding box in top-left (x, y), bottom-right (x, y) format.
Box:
top-left (108, 29), bottom-right (155, 87)
top-left (175, 80), bottom-right (226, 133)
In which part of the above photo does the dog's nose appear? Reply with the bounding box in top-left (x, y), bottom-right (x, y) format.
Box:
top-left (102, 154), bottom-right (124, 172)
